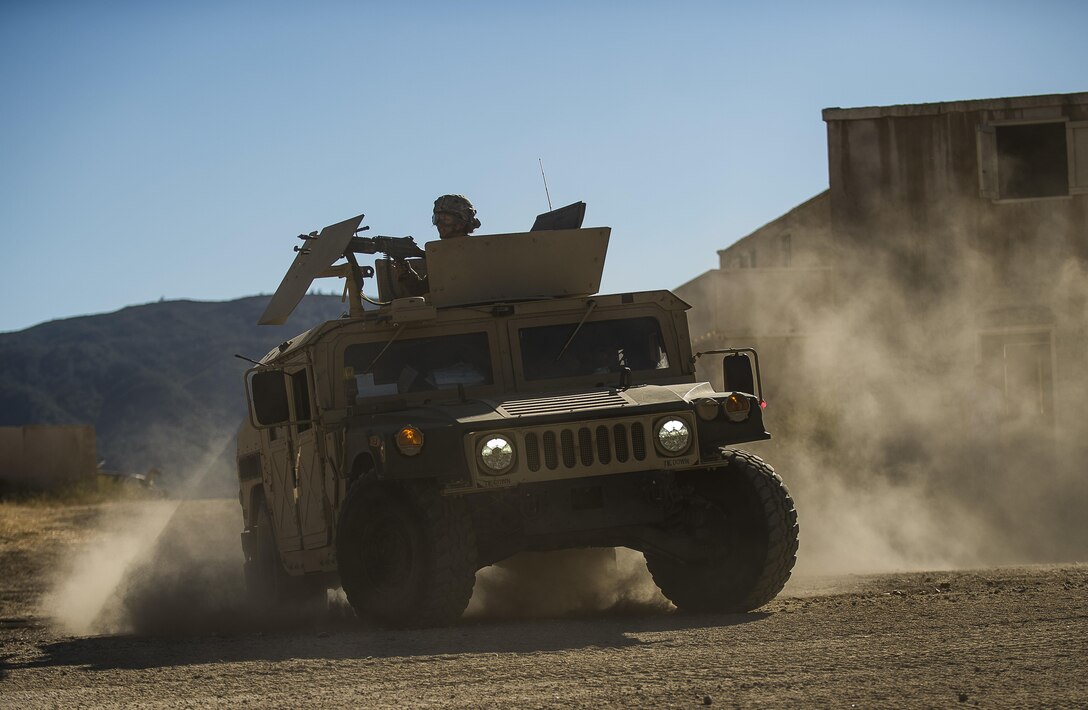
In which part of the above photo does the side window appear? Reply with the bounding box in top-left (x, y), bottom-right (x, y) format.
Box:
top-left (248, 368), bottom-right (311, 432)
top-left (290, 370), bottom-right (312, 432)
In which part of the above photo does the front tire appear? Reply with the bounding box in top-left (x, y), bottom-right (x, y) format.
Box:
top-left (646, 449), bottom-right (798, 612)
top-left (336, 481), bottom-right (477, 628)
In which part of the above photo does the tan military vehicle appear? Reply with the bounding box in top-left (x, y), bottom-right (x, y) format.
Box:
top-left (236, 205), bottom-right (798, 627)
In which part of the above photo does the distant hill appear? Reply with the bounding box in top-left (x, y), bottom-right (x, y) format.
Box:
top-left (0, 295), bottom-right (347, 492)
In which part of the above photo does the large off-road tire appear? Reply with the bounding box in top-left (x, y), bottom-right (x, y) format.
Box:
top-left (336, 481), bottom-right (478, 628)
top-left (646, 449), bottom-right (798, 613)
top-left (244, 502), bottom-right (327, 611)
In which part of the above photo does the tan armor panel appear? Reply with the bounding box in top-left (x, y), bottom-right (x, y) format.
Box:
top-left (259, 215), bottom-right (364, 325)
top-left (425, 227), bottom-right (610, 308)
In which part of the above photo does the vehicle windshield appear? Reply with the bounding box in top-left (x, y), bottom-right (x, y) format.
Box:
top-left (519, 316), bottom-right (670, 381)
top-left (345, 332), bottom-right (493, 398)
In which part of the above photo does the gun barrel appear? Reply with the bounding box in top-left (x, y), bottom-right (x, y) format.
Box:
top-left (347, 236), bottom-right (425, 259)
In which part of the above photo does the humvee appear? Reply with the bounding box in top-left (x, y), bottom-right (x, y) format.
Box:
top-left (236, 206), bottom-right (798, 627)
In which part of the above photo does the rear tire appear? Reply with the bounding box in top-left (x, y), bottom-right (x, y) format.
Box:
top-left (244, 502), bottom-right (327, 611)
top-left (646, 449), bottom-right (798, 612)
top-left (336, 481), bottom-right (477, 628)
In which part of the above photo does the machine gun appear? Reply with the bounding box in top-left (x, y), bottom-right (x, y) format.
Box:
top-left (348, 234), bottom-right (425, 261)
top-left (295, 230), bottom-right (425, 262)
top-left (263, 214), bottom-right (430, 325)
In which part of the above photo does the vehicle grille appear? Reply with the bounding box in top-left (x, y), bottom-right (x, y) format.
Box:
top-left (496, 390), bottom-right (629, 417)
top-left (524, 423), bottom-right (647, 472)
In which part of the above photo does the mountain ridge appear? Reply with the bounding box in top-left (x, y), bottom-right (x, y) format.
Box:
top-left (0, 295), bottom-right (347, 486)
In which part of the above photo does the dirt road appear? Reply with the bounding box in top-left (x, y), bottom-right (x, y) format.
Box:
top-left (1, 499), bottom-right (1085, 708)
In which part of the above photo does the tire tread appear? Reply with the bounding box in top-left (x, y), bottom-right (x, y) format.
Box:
top-left (646, 449), bottom-right (798, 612)
top-left (337, 480), bottom-right (477, 628)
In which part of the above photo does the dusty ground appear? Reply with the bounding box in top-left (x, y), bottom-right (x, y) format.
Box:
top-left (0, 499), bottom-right (1085, 708)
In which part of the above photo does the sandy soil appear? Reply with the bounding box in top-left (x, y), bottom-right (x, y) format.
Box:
top-left (0, 499), bottom-right (1085, 708)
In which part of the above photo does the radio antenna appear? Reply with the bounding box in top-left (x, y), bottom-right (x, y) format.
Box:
top-left (538, 158), bottom-right (553, 211)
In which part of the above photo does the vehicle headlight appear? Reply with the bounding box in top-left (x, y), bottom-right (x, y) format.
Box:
top-left (479, 435), bottom-right (515, 474)
top-left (694, 397), bottom-right (720, 421)
top-left (656, 418), bottom-right (691, 454)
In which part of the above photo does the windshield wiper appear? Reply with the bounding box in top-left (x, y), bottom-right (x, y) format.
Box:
top-left (364, 324), bottom-right (405, 374)
top-left (554, 299), bottom-right (597, 363)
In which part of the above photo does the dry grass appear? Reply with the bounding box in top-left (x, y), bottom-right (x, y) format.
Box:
top-left (0, 475), bottom-right (163, 506)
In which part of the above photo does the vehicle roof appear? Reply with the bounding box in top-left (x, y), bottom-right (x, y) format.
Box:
top-left (260, 289), bottom-right (690, 365)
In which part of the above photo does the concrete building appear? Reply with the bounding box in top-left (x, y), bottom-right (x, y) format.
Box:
top-left (0, 424), bottom-right (97, 490)
top-left (677, 91), bottom-right (1088, 433)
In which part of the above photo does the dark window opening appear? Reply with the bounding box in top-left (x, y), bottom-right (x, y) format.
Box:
top-left (996, 123), bottom-right (1068, 199)
top-left (345, 332), bottom-right (493, 399)
top-left (237, 453), bottom-right (262, 481)
top-left (519, 317), bottom-right (670, 381)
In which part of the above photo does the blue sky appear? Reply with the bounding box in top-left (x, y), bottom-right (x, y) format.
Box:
top-left (1, 0), bottom-right (1085, 332)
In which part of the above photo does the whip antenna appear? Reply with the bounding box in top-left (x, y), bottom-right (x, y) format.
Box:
top-left (538, 158), bottom-right (553, 211)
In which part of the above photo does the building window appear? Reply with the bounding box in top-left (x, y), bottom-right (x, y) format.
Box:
top-left (996, 123), bottom-right (1068, 198)
top-left (977, 120), bottom-right (1088, 201)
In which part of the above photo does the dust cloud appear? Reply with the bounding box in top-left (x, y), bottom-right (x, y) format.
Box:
top-left (42, 441), bottom-right (663, 635)
top-left (723, 215), bottom-right (1088, 576)
top-left (45, 494), bottom-right (668, 635)
top-left (44, 499), bottom-right (182, 635)
top-left (41, 439), bottom-right (249, 636)
top-left (466, 548), bottom-right (671, 619)
top-left (43, 492), bottom-right (348, 636)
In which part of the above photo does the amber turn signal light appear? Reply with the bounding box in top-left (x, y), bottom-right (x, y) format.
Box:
top-left (395, 426), bottom-right (424, 456)
top-left (724, 394), bottom-right (751, 422)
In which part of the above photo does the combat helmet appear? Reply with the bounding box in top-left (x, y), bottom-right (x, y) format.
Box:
top-left (433, 194), bottom-right (482, 233)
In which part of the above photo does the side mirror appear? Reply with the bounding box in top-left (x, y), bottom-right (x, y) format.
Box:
top-left (723, 354), bottom-right (755, 394)
top-left (251, 370), bottom-right (290, 425)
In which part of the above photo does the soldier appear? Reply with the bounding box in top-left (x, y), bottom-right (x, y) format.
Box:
top-left (431, 194), bottom-right (481, 240)
top-left (392, 194), bottom-right (481, 296)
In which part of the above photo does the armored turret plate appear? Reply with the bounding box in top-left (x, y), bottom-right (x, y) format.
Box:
top-left (258, 214), bottom-right (364, 325)
top-left (425, 227), bottom-right (610, 308)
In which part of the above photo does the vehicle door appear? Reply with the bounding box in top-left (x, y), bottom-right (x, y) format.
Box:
top-left (288, 368), bottom-right (332, 549)
top-left (252, 372), bottom-right (303, 553)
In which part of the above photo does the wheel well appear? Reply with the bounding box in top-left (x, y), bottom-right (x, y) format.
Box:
top-left (348, 452), bottom-right (377, 487)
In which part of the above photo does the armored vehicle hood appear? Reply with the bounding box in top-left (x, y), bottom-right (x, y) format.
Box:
top-left (391, 382), bottom-right (722, 428)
